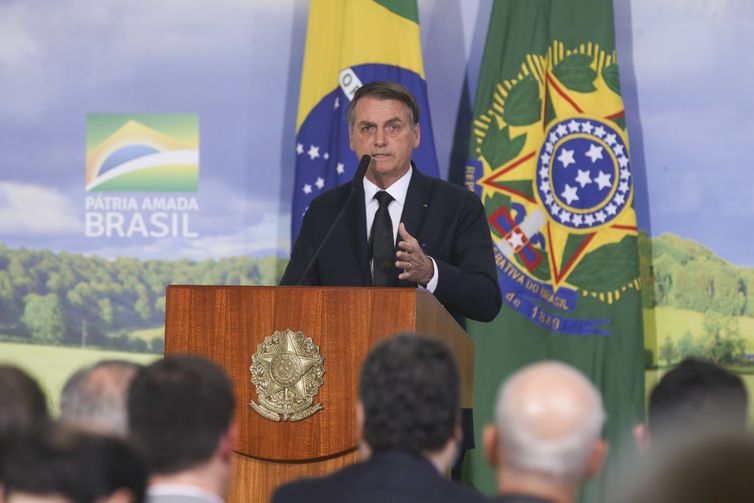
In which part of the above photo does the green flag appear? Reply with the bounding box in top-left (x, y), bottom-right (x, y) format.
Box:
top-left (464, 1), bottom-right (644, 500)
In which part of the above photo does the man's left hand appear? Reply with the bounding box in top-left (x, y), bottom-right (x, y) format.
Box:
top-left (396, 223), bottom-right (434, 285)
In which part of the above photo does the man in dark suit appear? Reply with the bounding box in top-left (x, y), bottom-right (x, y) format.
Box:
top-left (271, 334), bottom-right (487, 503)
top-left (483, 362), bottom-right (608, 503)
top-left (281, 81), bottom-right (501, 325)
top-left (128, 355), bottom-right (236, 503)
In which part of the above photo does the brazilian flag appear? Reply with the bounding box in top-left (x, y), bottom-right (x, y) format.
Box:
top-left (464, 1), bottom-right (644, 501)
top-left (291, 0), bottom-right (440, 242)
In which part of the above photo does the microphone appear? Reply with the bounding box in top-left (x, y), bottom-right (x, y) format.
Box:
top-left (296, 155), bottom-right (371, 285)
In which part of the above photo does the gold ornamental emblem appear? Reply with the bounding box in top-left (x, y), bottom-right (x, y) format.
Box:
top-left (249, 329), bottom-right (325, 421)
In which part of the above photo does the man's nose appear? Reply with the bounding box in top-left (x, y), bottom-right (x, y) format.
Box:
top-left (373, 127), bottom-right (387, 146)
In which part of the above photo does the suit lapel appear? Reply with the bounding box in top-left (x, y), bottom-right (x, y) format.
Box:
top-left (396, 165), bottom-right (432, 287)
top-left (342, 181), bottom-right (371, 285)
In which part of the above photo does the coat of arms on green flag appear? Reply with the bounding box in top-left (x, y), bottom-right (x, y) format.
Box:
top-left (464, 1), bottom-right (644, 500)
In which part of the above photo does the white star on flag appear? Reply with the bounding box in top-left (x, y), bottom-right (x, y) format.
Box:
top-left (604, 133), bottom-right (617, 145)
top-left (540, 181), bottom-right (550, 193)
top-left (556, 124), bottom-right (568, 136)
top-left (540, 153), bottom-right (551, 165)
top-left (303, 184), bottom-right (312, 194)
top-left (561, 184), bottom-right (579, 204)
top-left (559, 211), bottom-right (572, 223)
top-left (539, 166), bottom-right (549, 179)
top-left (618, 156), bottom-right (630, 168)
top-left (315, 177), bottom-right (325, 189)
top-left (595, 171), bottom-right (612, 190)
top-left (593, 126), bottom-right (606, 138)
top-left (575, 169), bottom-right (592, 188)
top-left (572, 214), bottom-right (584, 226)
top-left (585, 144), bottom-right (604, 163)
top-left (307, 145), bottom-right (320, 160)
top-left (585, 214), bottom-right (595, 226)
top-left (549, 131), bottom-right (559, 144)
top-left (568, 120), bottom-right (580, 132)
top-left (336, 163), bottom-right (345, 175)
top-left (557, 149), bottom-right (576, 168)
top-left (606, 203), bottom-right (617, 216)
top-left (615, 193), bottom-right (626, 205)
top-left (619, 181), bottom-right (630, 193)
top-left (507, 230), bottom-right (524, 249)
top-left (595, 211), bottom-right (606, 223)
top-left (614, 144), bottom-right (625, 156)
top-left (296, 143), bottom-right (304, 155)
top-left (620, 168), bottom-right (630, 180)
top-left (581, 121), bottom-right (594, 134)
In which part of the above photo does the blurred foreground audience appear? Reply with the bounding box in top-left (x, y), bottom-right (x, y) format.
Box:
top-left (60, 359), bottom-right (142, 436)
top-left (0, 364), bottom-right (50, 497)
top-left (2, 424), bottom-right (146, 503)
top-left (272, 334), bottom-right (486, 503)
top-left (128, 355), bottom-right (236, 503)
top-left (483, 361), bottom-right (607, 503)
top-left (619, 432), bottom-right (754, 503)
top-left (633, 357), bottom-right (748, 452)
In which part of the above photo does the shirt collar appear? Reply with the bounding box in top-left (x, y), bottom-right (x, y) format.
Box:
top-left (363, 166), bottom-right (413, 207)
top-left (147, 484), bottom-right (224, 503)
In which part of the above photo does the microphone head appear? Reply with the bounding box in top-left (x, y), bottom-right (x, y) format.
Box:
top-left (352, 154), bottom-right (371, 184)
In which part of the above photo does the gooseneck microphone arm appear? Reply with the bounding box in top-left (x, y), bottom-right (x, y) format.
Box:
top-left (296, 154), bottom-right (371, 285)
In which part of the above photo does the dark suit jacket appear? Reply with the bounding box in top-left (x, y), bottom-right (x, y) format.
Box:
top-left (280, 167), bottom-right (501, 323)
top-left (271, 450), bottom-right (487, 503)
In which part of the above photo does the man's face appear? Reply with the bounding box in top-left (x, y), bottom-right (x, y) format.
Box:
top-left (349, 96), bottom-right (420, 187)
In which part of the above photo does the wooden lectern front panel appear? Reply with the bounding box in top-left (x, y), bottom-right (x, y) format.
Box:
top-left (164, 286), bottom-right (419, 462)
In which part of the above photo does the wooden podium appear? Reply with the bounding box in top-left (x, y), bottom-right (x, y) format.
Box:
top-left (164, 285), bottom-right (474, 503)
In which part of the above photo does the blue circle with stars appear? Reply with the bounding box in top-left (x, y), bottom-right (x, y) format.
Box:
top-left (535, 117), bottom-right (632, 231)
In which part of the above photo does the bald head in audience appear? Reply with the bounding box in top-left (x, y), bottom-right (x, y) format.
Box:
top-left (484, 361), bottom-right (607, 503)
top-left (60, 360), bottom-right (141, 436)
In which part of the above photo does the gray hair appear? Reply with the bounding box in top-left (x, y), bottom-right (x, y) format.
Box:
top-left (495, 361), bottom-right (606, 481)
top-left (59, 360), bottom-right (141, 436)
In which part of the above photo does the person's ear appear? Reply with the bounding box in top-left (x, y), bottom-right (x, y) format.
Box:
top-left (412, 122), bottom-right (421, 149)
top-left (483, 424), bottom-right (500, 467)
top-left (355, 401), bottom-right (371, 459)
top-left (584, 439), bottom-right (608, 479)
top-left (218, 422), bottom-right (238, 463)
top-left (633, 423), bottom-right (650, 454)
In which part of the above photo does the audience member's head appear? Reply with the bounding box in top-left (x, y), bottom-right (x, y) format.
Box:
top-left (0, 364), bottom-right (50, 486)
top-left (127, 355), bottom-right (235, 498)
top-left (634, 357), bottom-right (748, 451)
top-left (0, 364), bottom-right (49, 438)
top-left (484, 361), bottom-right (607, 503)
top-left (60, 360), bottom-right (142, 436)
top-left (357, 334), bottom-right (461, 472)
top-left (619, 433), bottom-right (754, 503)
top-left (2, 424), bottom-right (146, 503)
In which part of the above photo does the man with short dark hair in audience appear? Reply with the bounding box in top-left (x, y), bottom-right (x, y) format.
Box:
top-left (0, 364), bottom-right (50, 498)
top-left (3, 424), bottom-right (146, 503)
top-left (484, 361), bottom-right (608, 503)
top-left (272, 334), bottom-right (486, 503)
top-left (633, 357), bottom-right (748, 452)
top-left (60, 359), bottom-right (142, 436)
top-left (128, 355), bottom-right (236, 503)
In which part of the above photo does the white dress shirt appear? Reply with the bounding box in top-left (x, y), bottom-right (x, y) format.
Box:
top-left (363, 168), bottom-right (438, 292)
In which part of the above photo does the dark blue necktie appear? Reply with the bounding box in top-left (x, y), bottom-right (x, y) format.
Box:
top-left (371, 191), bottom-right (395, 286)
